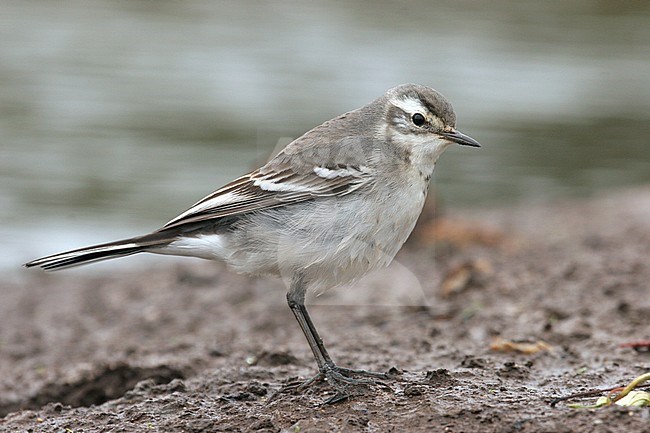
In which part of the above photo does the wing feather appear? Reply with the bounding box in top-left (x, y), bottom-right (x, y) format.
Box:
top-left (160, 164), bottom-right (371, 230)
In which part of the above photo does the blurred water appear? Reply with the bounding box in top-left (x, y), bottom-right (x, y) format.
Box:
top-left (2, 0), bottom-right (649, 270)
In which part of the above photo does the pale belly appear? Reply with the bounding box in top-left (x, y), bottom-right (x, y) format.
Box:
top-left (162, 181), bottom-right (428, 292)
top-left (232, 181), bottom-right (427, 291)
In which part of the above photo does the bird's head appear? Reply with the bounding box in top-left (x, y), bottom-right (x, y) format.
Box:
top-left (379, 84), bottom-right (480, 171)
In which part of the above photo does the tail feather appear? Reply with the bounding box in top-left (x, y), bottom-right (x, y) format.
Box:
top-left (24, 234), bottom-right (171, 271)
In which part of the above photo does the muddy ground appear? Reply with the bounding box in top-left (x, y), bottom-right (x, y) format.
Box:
top-left (1, 187), bottom-right (649, 432)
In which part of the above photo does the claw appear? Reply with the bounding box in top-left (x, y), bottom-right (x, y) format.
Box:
top-left (283, 363), bottom-right (394, 402)
top-left (324, 392), bottom-right (351, 405)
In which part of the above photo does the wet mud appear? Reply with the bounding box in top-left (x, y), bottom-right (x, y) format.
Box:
top-left (1, 188), bottom-right (649, 432)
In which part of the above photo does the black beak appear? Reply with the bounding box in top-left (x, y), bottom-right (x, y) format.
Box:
top-left (440, 129), bottom-right (481, 147)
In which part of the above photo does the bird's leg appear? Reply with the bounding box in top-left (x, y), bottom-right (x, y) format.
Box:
top-left (285, 275), bottom-right (393, 396)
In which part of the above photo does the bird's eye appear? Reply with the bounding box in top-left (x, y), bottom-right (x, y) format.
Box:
top-left (411, 113), bottom-right (426, 127)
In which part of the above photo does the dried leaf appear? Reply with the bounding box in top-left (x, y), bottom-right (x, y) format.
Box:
top-left (490, 337), bottom-right (552, 355)
top-left (440, 259), bottom-right (493, 297)
top-left (566, 372), bottom-right (650, 409)
top-left (614, 390), bottom-right (650, 407)
top-left (416, 218), bottom-right (512, 249)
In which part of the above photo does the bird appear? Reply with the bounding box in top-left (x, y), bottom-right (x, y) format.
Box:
top-left (25, 83), bottom-right (481, 398)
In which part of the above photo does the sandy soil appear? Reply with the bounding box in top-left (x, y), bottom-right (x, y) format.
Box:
top-left (1, 187), bottom-right (649, 432)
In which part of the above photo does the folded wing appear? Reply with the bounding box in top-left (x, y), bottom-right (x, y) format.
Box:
top-left (160, 162), bottom-right (372, 230)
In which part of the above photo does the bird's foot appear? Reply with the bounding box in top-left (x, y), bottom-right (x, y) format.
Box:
top-left (284, 363), bottom-right (396, 404)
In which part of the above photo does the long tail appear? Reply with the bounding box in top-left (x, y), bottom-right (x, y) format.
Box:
top-left (24, 233), bottom-right (172, 271)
